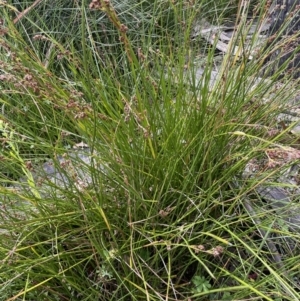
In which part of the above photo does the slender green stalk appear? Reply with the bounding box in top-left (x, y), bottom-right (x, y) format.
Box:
top-left (0, 0), bottom-right (299, 300)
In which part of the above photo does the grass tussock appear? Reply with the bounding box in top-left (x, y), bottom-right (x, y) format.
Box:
top-left (0, 0), bottom-right (300, 300)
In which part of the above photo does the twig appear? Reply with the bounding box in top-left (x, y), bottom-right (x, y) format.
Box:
top-left (1, 0), bottom-right (44, 35)
top-left (12, 0), bottom-right (44, 25)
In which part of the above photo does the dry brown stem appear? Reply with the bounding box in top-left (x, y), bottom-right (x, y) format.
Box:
top-left (1, 0), bottom-right (44, 35)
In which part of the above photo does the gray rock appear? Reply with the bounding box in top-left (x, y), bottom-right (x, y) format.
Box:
top-left (266, 0), bottom-right (300, 78)
top-left (5, 147), bottom-right (106, 199)
top-left (243, 149), bottom-right (300, 232)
